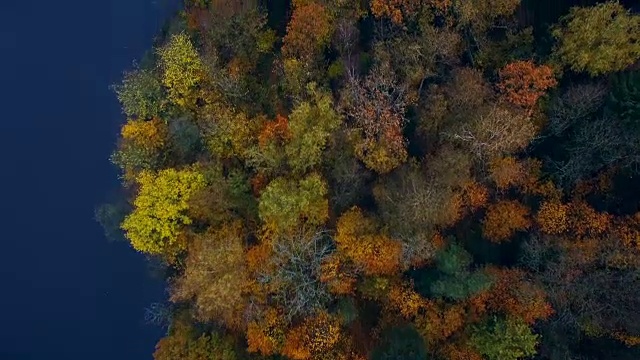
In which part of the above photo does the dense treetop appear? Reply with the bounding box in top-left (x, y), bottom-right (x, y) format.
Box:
top-left (100, 0), bottom-right (640, 359)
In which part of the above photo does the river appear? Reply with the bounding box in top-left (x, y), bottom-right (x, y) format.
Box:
top-left (0, 0), bottom-right (180, 359)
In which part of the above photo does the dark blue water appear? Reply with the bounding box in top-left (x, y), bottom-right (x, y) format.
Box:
top-left (0, 1), bottom-right (180, 359)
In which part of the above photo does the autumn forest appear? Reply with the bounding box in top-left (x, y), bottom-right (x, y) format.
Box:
top-left (97, 0), bottom-right (640, 359)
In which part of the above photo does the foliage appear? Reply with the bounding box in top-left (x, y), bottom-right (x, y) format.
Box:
top-left (199, 104), bottom-right (257, 160)
top-left (374, 155), bottom-right (469, 267)
top-left (341, 60), bottom-right (409, 173)
top-left (370, 0), bottom-right (422, 25)
top-left (121, 118), bottom-right (168, 149)
top-left (387, 282), bottom-right (428, 319)
top-left (482, 267), bottom-right (554, 325)
top-left (430, 243), bottom-right (494, 300)
top-left (483, 200), bottom-right (531, 243)
top-left (489, 156), bottom-right (525, 191)
top-left (319, 253), bottom-right (358, 295)
top-left (154, 320), bottom-right (237, 360)
top-left (246, 307), bottom-right (286, 356)
top-left (170, 222), bottom-right (247, 329)
top-left (451, 105), bottom-right (536, 157)
top-left (552, 1), bottom-right (640, 76)
top-left (536, 201), bottom-right (569, 235)
top-left (335, 207), bottom-right (402, 276)
top-left (498, 60), bottom-right (557, 110)
top-left (285, 86), bottom-right (343, 174)
top-left (258, 173), bottom-right (328, 233)
top-left (606, 70), bottom-right (640, 137)
top-left (112, 118), bottom-right (169, 180)
top-left (115, 68), bottom-right (166, 119)
top-left (469, 317), bottom-right (539, 360)
top-left (282, 2), bottom-right (332, 62)
top-left (167, 116), bottom-right (203, 163)
top-left (456, 0), bottom-right (521, 33)
top-left (282, 311), bottom-right (342, 359)
top-left (476, 27), bottom-right (534, 70)
top-left (121, 168), bottom-right (206, 254)
top-left (370, 325), bottom-right (428, 360)
top-left (158, 33), bottom-right (205, 107)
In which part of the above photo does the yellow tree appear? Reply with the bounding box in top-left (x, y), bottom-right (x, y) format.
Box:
top-left (121, 118), bottom-right (167, 149)
top-left (335, 207), bottom-right (402, 276)
top-left (121, 168), bottom-right (206, 255)
top-left (112, 118), bottom-right (168, 181)
top-left (158, 33), bottom-right (205, 107)
top-left (282, 311), bottom-right (342, 359)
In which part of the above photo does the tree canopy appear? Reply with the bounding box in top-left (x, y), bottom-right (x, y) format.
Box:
top-left (102, 1), bottom-right (640, 359)
top-left (552, 1), bottom-right (640, 76)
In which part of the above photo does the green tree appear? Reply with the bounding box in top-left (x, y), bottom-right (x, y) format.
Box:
top-left (154, 318), bottom-right (237, 360)
top-left (258, 173), bottom-right (328, 233)
top-left (430, 243), bottom-right (493, 300)
top-left (201, 5), bottom-right (273, 63)
top-left (167, 116), bottom-right (203, 164)
top-left (121, 168), bottom-right (206, 254)
top-left (95, 198), bottom-right (131, 243)
top-left (285, 85), bottom-right (343, 174)
top-left (115, 68), bottom-right (166, 119)
top-left (158, 33), bottom-right (205, 107)
top-left (455, 0), bottom-right (521, 34)
top-left (552, 1), bottom-right (640, 76)
top-left (606, 70), bottom-right (640, 137)
top-left (199, 103), bottom-right (257, 161)
top-left (371, 324), bottom-right (428, 360)
top-left (470, 317), bottom-right (539, 360)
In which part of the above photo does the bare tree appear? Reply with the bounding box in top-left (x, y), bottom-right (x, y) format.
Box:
top-left (342, 59), bottom-right (409, 138)
top-left (258, 228), bottom-right (334, 321)
top-left (448, 104), bottom-right (536, 157)
top-left (340, 58), bottom-right (411, 172)
top-left (547, 82), bottom-right (607, 136)
top-left (550, 115), bottom-right (638, 186)
top-left (334, 18), bottom-right (360, 79)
